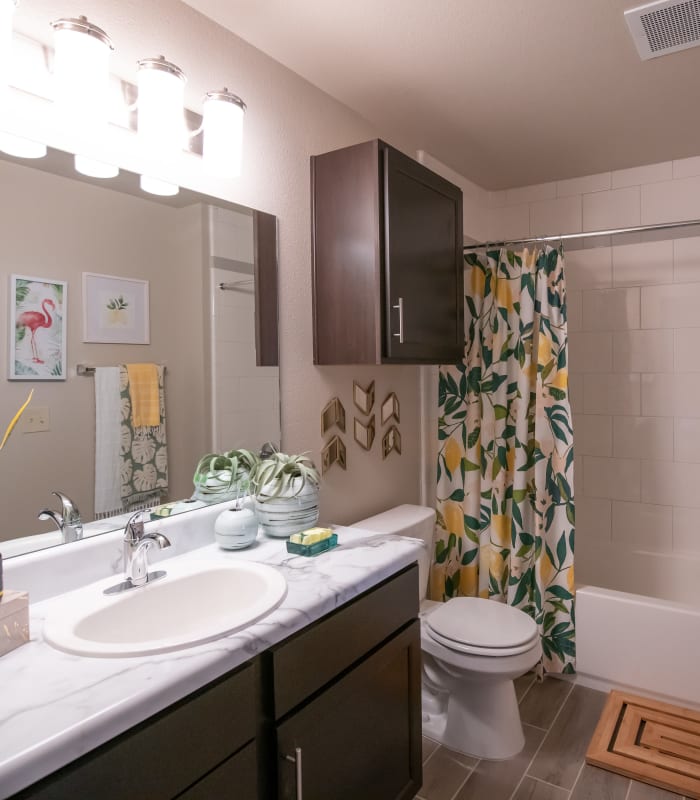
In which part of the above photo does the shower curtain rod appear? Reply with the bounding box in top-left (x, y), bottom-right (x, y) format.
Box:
top-left (463, 218), bottom-right (700, 250)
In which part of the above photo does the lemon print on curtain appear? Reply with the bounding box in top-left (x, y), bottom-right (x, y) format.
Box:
top-left (434, 245), bottom-right (575, 674)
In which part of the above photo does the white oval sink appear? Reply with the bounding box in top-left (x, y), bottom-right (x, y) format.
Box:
top-left (43, 559), bottom-right (287, 657)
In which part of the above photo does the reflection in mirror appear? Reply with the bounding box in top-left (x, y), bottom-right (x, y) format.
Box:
top-left (0, 148), bottom-right (280, 557)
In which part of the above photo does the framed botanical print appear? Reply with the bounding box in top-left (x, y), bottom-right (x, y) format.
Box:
top-left (83, 273), bottom-right (150, 344)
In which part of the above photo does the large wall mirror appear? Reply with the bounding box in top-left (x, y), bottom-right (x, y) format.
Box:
top-left (0, 147), bottom-right (280, 557)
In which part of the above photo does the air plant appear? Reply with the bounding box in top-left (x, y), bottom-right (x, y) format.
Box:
top-left (192, 448), bottom-right (260, 504)
top-left (252, 451), bottom-right (320, 503)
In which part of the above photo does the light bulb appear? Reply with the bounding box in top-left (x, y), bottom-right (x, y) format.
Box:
top-left (202, 89), bottom-right (245, 178)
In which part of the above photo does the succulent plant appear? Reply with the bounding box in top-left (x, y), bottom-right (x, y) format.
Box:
top-left (252, 451), bottom-right (320, 502)
top-left (192, 448), bottom-right (260, 501)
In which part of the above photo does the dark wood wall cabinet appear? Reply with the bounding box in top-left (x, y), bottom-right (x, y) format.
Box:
top-left (12, 565), bottom-right (421, 800)
top-left (311, 139), bottom-right (464, 365)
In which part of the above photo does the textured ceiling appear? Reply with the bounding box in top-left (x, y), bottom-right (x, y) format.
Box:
top-left (181, 0), bottom-right (700, 189)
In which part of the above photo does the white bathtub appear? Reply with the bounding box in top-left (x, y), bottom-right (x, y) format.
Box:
top-left (576, 584), bottom-right (700, 709)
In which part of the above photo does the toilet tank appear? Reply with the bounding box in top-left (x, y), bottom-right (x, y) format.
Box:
top-left (351, 504), bottom-right (436, 600)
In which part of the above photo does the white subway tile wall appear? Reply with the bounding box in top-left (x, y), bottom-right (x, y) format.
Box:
top-left (612, 240), bottom-right (673, 286)
top-left (485, 159), bottom-right (700, 574)
top-left (611, 162), bottom-right (672, 189)
top-left (583, 186), bottom-right (641, 231)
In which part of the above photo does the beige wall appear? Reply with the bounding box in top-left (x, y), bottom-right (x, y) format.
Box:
top-left (482, 157), bottom-right (700, 603)
top-left (5, 0), bottom-right (428, 534)
top-left (0, 160), bottom-right (207, 540)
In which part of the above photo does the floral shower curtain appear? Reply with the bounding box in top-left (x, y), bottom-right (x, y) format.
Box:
top-left (432, 245), bottom-right (575, 674)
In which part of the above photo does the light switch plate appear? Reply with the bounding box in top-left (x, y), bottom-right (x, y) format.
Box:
top-left (23, 406), bottom-right (50, 433)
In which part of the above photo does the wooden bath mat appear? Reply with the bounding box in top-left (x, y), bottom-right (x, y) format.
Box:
top-left (587, 690), bottom-right (700, 799)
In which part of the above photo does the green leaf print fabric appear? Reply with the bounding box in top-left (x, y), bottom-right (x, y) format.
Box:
top-left (119, 365), bottom-right (168, 509)
top-left (433, 246), bottom-right (575, 674)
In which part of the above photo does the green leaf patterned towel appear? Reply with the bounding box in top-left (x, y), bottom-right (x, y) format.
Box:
top-left (119, 364), bottom-right (168, 509)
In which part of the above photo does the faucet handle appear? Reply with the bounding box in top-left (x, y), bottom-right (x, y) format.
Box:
top-left (124, 510), bottom-right (147, 543)
top-left (52, 491), bottom-right (81, 522)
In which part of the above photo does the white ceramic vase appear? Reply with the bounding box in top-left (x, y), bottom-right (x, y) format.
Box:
top-left (254, 478), bottom-right (320, 538)
top-left (214, 506), bottom-right (259, 549)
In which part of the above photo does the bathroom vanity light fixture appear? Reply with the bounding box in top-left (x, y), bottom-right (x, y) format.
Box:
top-left (201, 89), bottom-right (246, 178)
top-left (0, 0), bottom-right (17, 94)
top-left (51, 16), bottom-right (118, 179)
top-left (136, 56), bottom-right (185, 195)
top-left (0, 0), bottom-right (47, 159)
top-left (1, 10), bottom-right (247, 185)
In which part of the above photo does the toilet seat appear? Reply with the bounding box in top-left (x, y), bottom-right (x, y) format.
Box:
top-left (425, 597), bottom-right (539, 658)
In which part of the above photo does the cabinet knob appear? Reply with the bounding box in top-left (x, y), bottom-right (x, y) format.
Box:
top-left (283, 746), bottom-right (303, 799)
top-left (392, 297), bottom-right (404, 343)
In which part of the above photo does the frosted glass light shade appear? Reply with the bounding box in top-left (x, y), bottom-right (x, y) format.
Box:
top-left (137, 57), bottom-right (186, 159)
top-left (52, 17), bottom-right (116, 178)
top-left (202, 90), bottom-right (246, 177)
top-left (52, 18), bottom-right (112, 130)
top-left (74, 155), bottom-right (118, 178)
top-left (0, 131), bottom-right (46, 158)
top-left (0, 0), bottom-right (16, 99)
top-left (139, 175), bottom-right (179, 196)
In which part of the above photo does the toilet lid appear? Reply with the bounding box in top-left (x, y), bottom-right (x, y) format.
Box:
top-left (425, 597), bottom-right (538, 652)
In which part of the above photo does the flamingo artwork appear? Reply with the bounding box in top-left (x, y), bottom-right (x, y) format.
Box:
top-left (16, 298), bottom-right (56, 364)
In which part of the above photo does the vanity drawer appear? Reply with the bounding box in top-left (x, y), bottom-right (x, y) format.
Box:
top-left (269, 563), bottom-right (418, 719)
top-left (14, 660), bottom-right (258, 800)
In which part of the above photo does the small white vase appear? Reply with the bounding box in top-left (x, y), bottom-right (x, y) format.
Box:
top-left (214, 506), bottom-right (259, 550)
top-left (254, 478), bottom-right (320, 538)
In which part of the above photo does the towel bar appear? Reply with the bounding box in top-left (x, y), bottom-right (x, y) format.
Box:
top-left (77, 364), bottom-right (167, 376)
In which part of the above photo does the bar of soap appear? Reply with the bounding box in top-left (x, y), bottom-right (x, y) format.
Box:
top-left (289, 527), bottom-right (333, 545)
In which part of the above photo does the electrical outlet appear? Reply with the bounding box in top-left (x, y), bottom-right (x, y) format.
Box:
top-left (22, 406), bottom-right (50, 433)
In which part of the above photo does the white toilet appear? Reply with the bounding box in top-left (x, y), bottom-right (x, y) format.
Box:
top-left (351, 504), bottom-right (541, 760)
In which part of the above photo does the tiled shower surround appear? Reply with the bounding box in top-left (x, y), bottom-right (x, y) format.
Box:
top-left (477, 157), bottom-right (700, 605)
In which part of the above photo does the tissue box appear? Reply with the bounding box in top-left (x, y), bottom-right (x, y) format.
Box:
top-left (0, 590), bottom-right (29, 657)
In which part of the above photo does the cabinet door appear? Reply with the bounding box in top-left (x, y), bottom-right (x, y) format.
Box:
top-left (383, 146), bottom-right (464, 363)
top-left (277, 621), bottom-right (421, 800)
top-left (175, 741), bottom-right (258, 800)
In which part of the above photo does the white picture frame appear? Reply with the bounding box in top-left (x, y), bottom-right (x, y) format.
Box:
top-left (9, 274), bottom-right (67, 381)
top-left (82, 273), bottom-right (150, 344)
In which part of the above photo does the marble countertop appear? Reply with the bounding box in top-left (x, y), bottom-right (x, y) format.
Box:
top-left (0, 529), bottom-right (424, 798)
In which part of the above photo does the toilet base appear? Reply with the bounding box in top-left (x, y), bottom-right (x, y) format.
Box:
top-left (421, 678), bottom-right (525, 760)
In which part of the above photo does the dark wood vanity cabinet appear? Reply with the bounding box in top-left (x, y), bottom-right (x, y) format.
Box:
top-left (11, 566), bottom-right (421, 800)
top-left (311, 139), bottom-right (464, 364)
top-left (267, 564), bottom-right (422, 800)
top-left (13, 661), bottom-right (260, 800)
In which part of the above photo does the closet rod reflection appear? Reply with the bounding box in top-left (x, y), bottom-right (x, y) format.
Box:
top-left (464, 218), bottom-right (700, 250)
top-left (76, 364), bottom-right (167, 376)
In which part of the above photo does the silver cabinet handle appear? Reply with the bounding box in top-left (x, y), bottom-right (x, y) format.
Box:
top-left (284, 747), bottom-right (303, 799)
top-left (392, 297), bottom-right (404, 343)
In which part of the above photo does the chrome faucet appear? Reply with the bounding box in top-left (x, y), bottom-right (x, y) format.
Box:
top-left (122, 511), bottom-right (171, 589)
top-left (38, 491), bottom-right (83, 543)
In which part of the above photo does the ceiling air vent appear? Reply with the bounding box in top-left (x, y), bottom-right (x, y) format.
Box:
top-left (625, 0), bottom-right (700, 59)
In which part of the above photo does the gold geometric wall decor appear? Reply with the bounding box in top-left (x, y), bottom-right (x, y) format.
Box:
top-left (321, 435), bottom-right (347, 474)
top-left (352, 380), bottom-right (375, 415)
top-left (353, 415), bottom-right (376, 451)
top-left (380, 392), bottom-right (400, 425)
top-left (381, 425), bottom-right (402, 459)
top-left (321, 396), bottom-right (346, 436)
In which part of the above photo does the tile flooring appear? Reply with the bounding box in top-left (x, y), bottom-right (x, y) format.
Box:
top-left (415, 675), bottom-right (687, 800)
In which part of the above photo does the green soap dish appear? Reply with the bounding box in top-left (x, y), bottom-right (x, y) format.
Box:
top-left (286, 533), bottom-right (338, 557)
